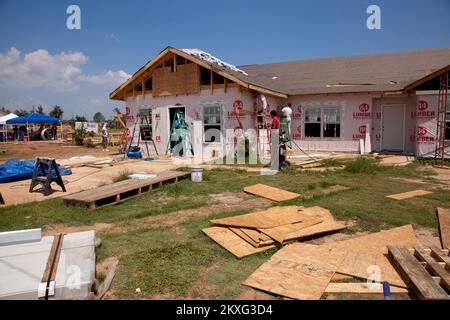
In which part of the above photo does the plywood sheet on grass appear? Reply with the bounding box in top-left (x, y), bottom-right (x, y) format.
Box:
top-left (259, 218), bottom-right (324, 243)
top-left (210, 206), bottom-right (303, 229)
top-left (229, 228), bottom-right (275, 248)
top-left (243, 184), bottom-right (300, 202)
top-left (202, 227), bottom-right (275, 259)
top-left (437, 208), bottom-right (450, 249)
top-left (325, 282), bottom-right (409, 294)
top-left (238, 228), bottom-right (274, 245)
top-left (326, 225), bottom-right (418, 287)
top-left (243, 243), bottom-right (346, 300)
top-left (259, 207), bottom-right (345, 243)
top-left (386, 190), bottom-right (432, 200)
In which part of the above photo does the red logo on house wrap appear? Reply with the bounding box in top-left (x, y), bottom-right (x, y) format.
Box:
top-left (418, 101), bottom-right (428, 110)
top-left (292, 125), bottom-right (302, 139)
top-left (292, 105), bottom-right (301, 119)
top-left (353, 104), bottom-right (371, 119)
top-left (411, 100), bottom-right (435, 119)
top-left (155, 136), bottom-right (161, 143)
top-left (233, 100), bottom-right (243, 110)
top-left (416, 126), bottom-right (435, 144)
top-left (124, 128), bottom-right (131, 138)
top-left (155, 113), bottom-right (160, 120)
top-left (418, 126), bottom-right (428, 136)
top-left (352, 125), bottom-right (366, 140)
top-left (125, 106), bottom-right (130, 115)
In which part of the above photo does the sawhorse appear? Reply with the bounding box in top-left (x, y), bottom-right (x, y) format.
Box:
top-left (29, 157), bottom-right (66, 196)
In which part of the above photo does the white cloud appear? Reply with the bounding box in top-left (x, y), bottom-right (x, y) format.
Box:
top-left (79, 70), bottom-right (131, 86)
top-left (0, 47), bottom-right (130, 91)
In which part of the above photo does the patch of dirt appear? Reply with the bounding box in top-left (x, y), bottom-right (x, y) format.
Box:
top-left (44, 192), bottom-right (272, 236)
top-left (96, 256), bottom-right (119, 276)
top-left (413, 225), bottom-right (441, 248)
top-left (389, 177), bottom-right (428, 185)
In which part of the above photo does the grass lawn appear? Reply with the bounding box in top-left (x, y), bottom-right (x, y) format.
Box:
top-left (0, 157), bottom-right (448, 299)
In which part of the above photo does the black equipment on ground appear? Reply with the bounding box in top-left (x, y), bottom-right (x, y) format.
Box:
top-left (29, 157), bottom-right (66, 196)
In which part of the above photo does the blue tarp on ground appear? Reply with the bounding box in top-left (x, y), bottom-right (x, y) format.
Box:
top-left (0, 160), bottom-right (72, 183)
top-left (6, 113), bottom-right (60, 124)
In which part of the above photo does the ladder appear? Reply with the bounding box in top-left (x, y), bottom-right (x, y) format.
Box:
top-left (125, 111), bottom-right (158, 157)
top-left (166, 110), bottom-right (194, 156)
top-left (435, 72), bottom-right (449, 167)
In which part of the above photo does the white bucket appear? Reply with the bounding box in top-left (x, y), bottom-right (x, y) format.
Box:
top-left (191, 167), bottom-right (203, 182)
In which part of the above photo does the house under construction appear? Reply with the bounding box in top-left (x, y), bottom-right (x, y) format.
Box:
top-left (110, 47), bottom-right (450, 160)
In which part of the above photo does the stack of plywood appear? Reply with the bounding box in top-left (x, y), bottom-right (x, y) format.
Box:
top-left (203, 206), bottom-right (346, 259)
top-left (243, 225), bottom-right (420, 300)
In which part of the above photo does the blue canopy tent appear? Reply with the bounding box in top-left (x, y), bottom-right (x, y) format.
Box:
top-left (6, 113), bottom-right (61, 141)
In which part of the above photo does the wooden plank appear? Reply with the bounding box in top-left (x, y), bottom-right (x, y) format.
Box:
top-left (388, 246), bottom-right (449, 300)
top-left (324, 225), bottom-right (418, 287)
top-left (260, 207), bottom-right (345, 244)
top-left (229, 228), bottom-right (274, 248)
top-left (386, 190), bottom-right (432, 200)
top-left (40, 234), bottom-right (64, 284)
top-left (243, 184), bottom-right (300, 202)
top-left (414, 247), bottom-right (450, 291)
top-left (430, 246), bottom-right (450, 265)
top-left (436, 208), bottom-right (450, 249)
top-left (202, 227), bottom-right (275, 259)
top-left (63, 171), bottom-right (190, 204)
top-left (239, 228), bottom-right (273, 243)
top-left (325, 282), bottom-right (409, 294)
top-left (260, 218), bottom-right (323, 243)
top-left (210, 206), bottom-right (304, 229)
top-left (243, 243), bottom-right (346, 300)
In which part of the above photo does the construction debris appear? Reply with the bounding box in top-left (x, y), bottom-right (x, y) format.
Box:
top-left (203, 206), bottom-right (346, 258)
top-left (241, 225), bottom-right (420, 299)
top-left (386, 189), bottom-right (432, 200)
top-left (63, 170), bottom-right (190, 210)
top-left (0, 229), bottom-right (96, 300)
top-left (388, 246), bottom-right (450, 300)
top-left (243, 184), bottom-right (300, 202)
top-left (243, 243), bottom-right (347, 300)
top-left (202, 227), bottom-right (275, 259)
top-left (324, 225), bottom-right (418, 286)
top-left (324, 282), bottom-right (409, 294)
top-left (437, 207), bottom-right (450, 249)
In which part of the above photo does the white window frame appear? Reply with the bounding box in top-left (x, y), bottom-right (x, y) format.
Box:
top-left (304, 106), bottom-right (341, 139)
top-left (202, 103), bottom-right (223, 143)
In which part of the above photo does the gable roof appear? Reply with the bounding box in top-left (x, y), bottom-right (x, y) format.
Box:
top-left (110, 47), bottom-right (450, 101)
top-left (235, 47), bottom-right (450, 95)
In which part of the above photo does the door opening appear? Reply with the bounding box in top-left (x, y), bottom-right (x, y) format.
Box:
top-left (381, 104), bottom-right (405, 152)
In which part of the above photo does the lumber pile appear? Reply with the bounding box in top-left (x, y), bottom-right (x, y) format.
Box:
top-left (203, 206), bottom-right (346, 259)
top-left (242, 225), bottom-right (424, 300)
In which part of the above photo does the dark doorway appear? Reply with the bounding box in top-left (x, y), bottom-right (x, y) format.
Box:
top-left (169, 106), bottom-right (186, 155)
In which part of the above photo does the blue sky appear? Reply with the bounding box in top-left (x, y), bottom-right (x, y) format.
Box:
top-left (0, 0), bottom-right (449, 119)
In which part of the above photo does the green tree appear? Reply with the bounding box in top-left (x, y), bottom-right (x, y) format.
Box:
top-left (75, 115), bottom-right (87, 122)
top-left (36, 104), bottom-right (45, 114)
top-left (93, 112), bottom-right (105, 123)
top-left (0, 107), bottom-right (11, 114)
top-left (49, 105), bottom-right (64, 119)
top-left (14, 109), bottom-right (29, 116)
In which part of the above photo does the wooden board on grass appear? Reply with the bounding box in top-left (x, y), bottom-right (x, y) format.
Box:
top-left (259, 207), bottom-right (345, 244)
top-left (386, 190), bottom-right (432, 200)
top-left (324, 225), bottom-right (418, 287)
top-left (243, 243), bottom-right (346, 300)
top-left (388, 246), bottom-right (449, 300)
top-left (210, 206), bottom-right (303, 229)
top-left (202, 227), bottom-right (275, 259)
top-left (437, 208), bottom-right (450, 249)
top-left (229, 228), bottom-right (275, 248)
top-left (243, 184), bottom-right (300, 202)
top-left (325, 282), bottom-right (409, 294)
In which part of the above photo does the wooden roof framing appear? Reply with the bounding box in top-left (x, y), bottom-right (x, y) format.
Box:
top-left (109, 47), bottom-right (288, 101)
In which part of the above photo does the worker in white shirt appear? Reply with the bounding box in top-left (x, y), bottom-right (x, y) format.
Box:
top-left (281, 103), bottom-right (293, 136)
